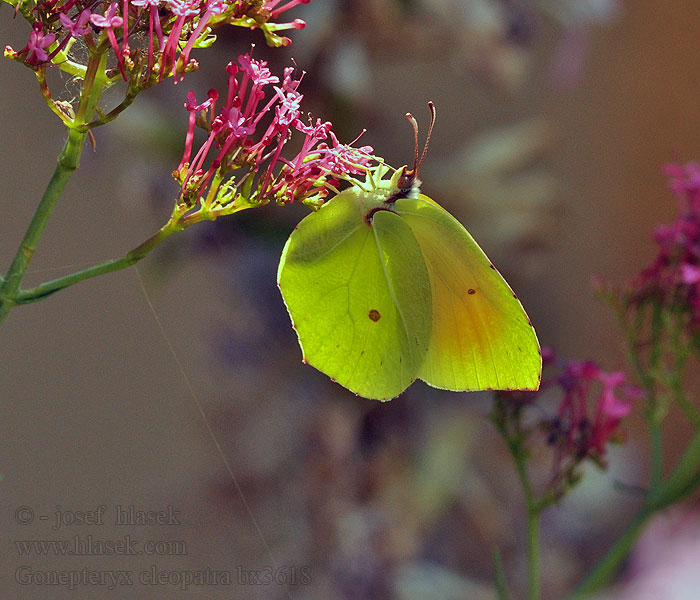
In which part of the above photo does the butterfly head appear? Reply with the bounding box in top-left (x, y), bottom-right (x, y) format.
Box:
top-left (391, 166), bottom-right (422, 200)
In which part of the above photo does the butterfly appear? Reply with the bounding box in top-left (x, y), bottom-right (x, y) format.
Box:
top-left (277, 102), bottom-right (542, 400)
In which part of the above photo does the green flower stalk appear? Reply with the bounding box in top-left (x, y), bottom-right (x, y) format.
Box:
top-left (572, 162), bottom-right (700, 596)
top-left (493, 349), bottom-right (639, 600)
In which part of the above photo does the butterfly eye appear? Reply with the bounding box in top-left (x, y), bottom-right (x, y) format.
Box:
top-left (397, 167), bottom-right (416, 193)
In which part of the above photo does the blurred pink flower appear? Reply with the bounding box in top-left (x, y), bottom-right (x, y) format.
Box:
top-left (545, 353), bottom-right (640, 464)
top-left (631, 162), bottom-right (700, 329)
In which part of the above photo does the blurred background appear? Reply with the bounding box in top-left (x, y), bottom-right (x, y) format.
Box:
top-left (3, 1), bottom-right (700, 598)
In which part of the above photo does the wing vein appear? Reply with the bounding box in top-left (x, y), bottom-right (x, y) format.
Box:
top-left (306, 225), bottom-right (363, 263)
top-left (371, 224), bottom-right (412, 385)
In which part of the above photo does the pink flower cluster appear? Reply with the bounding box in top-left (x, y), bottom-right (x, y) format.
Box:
top-left (498, 347), bottom-right (639, 470)
top-left (549, 356), bottom-right (640, 464)
top-left (10, 0), bottom-right (308, 81)
top-left (495, 349), bottom-right (639, 497)
top-left (176, 53), bottom-right (374, 207)
top-left (633, 162), bottom-right (700, 325)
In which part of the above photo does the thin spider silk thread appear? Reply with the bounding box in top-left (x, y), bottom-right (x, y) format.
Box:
top-left (133, 266), bottom-right (294, 600)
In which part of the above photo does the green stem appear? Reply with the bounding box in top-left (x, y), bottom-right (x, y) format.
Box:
top-left (492, 402), bottom-right (543, 600)
top-left (613, 300), bottom-right (665, 490)
top-left (653, 429), bottom-right (700, 508)
top-left (648, 418), bottom-right (663, 492)
top-left (84, 90), bottom-right (138, 129)
top-left (526, 505), bottom-right (540, 600)
top-left (75, 51), bottom-right (108, 124)
top-left (510, 441), bottom-right (540, 600)
top-left (15, 225), bottom-right (179, 303)
top-left (580, 299), bottom-right (700, 598)
top-left (570, 508), bottom-right (652, 599)
top-left (11, 200), bottom-right (257, 302)
top-left (572, 430), bottom-right (700, 598)
top-left (0, 50), bottom-right (109, 326)
top-left (0, 127), bottom-right (87, 324)
top-left (492, 548), bottom-right (513, 600)
top-left (675, 393), bottom-right (700, 428)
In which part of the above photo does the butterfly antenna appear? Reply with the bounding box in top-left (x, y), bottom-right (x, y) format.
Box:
top-left (416, 101), bottom-right (436, 178)
top-left (405, 111), bottom-right (420, 174)
top-left (394, 102), bottom-right (436, 197)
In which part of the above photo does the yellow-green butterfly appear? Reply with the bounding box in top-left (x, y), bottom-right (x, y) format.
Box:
top-left (278, 103), bottom-right (541, 400)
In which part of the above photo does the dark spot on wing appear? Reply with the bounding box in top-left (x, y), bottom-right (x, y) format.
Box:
top-left (467, 288), bottom-right (476, 295)
top-left (369, 309), bottom-right (381, 322)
